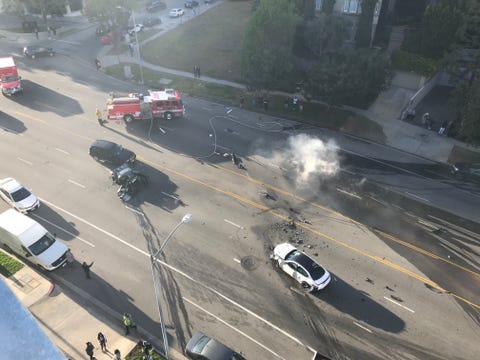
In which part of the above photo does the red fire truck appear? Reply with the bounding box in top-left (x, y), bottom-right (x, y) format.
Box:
top-left (106, 89), bottom-right (185, 123)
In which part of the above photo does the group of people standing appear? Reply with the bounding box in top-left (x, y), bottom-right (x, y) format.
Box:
top-left (193, 64), bottom-right (201, 78)
top-left (85, 332), bottom-right (121, 360)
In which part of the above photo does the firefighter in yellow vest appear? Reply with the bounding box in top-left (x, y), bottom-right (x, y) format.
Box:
top-left (123, 313), bottom-right (132, 335)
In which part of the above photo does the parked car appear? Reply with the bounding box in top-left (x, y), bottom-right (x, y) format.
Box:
top-left (185, 332), bottom-right (245, 360)
top-left (146, 0), bottom-right (165, 12)
top-left (185, 1), bottom-right (199, 8)
top-left (89, 140), bottom-right (136, 166)
top-left (142, 16), bottom-right (162, 28)
top-left (100, 32), bottom-right (114, 45)
top-left (271, 243), bottom-right (331, 292)
top-left (23, 46), bottom-right (55, 59)
top-left (169, 8), bottom-right (185, 18)
top-left (451, 163), bottom-right (480, 182)
top-left (128, 24), bottom-right (144, 36)
top-left (0, 178), bottom-right (40, 213)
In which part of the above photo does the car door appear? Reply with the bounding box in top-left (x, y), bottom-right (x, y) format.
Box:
top-left (281, 261), bottom-right (300, 281)
top-left (0, 188), bottom-right (12, 205)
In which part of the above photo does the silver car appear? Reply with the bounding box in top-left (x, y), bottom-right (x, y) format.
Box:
top-left (0, 178), bottom-right (40, 213)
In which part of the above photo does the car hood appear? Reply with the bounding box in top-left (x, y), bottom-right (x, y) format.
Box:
top-left (16, 194), bottom-right (39, 210)
top-left (273, 243), bottom-right (296, 260)
top-left (35, 240), bottom-right (68, 268)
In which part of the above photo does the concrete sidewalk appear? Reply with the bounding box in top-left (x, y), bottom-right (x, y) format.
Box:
top-left (3, 258), bottom-right (186, 360)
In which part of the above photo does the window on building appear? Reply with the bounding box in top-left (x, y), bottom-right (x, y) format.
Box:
top-left (343, 0), bottom-right (360, 14)
top-left (315, 0), bottom-right (323, 11)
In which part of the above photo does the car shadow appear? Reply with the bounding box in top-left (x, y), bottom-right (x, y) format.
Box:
top-left (311, 275), bottom-right (405, 333)
top-left (0, 111), bottom-right (27, 134)
top-left (28, 202), bottom-right (79, 241)
top-left (109, 161), bottom-right (182, 212)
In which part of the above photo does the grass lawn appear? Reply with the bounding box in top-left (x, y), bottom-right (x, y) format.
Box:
top-left (141, 0), bottom-right (251, 82)
top-left (0, 250), bottom-right (25, 277)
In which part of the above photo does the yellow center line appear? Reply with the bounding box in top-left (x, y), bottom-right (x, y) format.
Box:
top-left (13, 111), bottom-right (480, 309)
top-left (375, 229), bottom-right (480, 278)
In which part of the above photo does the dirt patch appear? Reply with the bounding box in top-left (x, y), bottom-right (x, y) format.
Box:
top-left (448, 144), bottom-right (480, 164)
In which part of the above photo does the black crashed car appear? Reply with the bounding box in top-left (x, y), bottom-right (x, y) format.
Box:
top-left (185, 332), bottom-right (245, 360)
top-left (185, 1), bottom-right (199, 8)
top-left (23, 46), bottom-right (55, 59)
top-left (451, 163), bottom-right (480, 183)
top-left (89, 140), bottom-right (136, 166)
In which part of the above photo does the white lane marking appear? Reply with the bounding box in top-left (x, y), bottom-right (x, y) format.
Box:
top-left (184, 297), bottom-right (286, 360)
top-left (202, 107), bottom-right (214, 111)
top-left (55, 147), bottom-right (70, 155)
top-left (39, 197), bottom-right (310, 351)
top-left (339, 168), bottom-right (356, 175)
top-left (39, 198), bottom-right (150, 256)
top-left (158, 127), bottom-right (166, 134)
top-left (353, 322), bottom-right (373, 333)
top-left (18, 157), bottom-right (32, 165)
top-left (224, 219), bottom-right (244, 229)
top-left (56, 39), bottom-right (81, 45)
top-left (31, 214), bottom-right (95, 248)
top-left (68, 179), bottom-right (86, 189)
top-left (383, 296), bottom-right (415, 313)
top-left (405, 192), bottom-right (430, 202)
top-left (125, 205), bottom-right (144, 216)
top-left (336, 188), bottom-right (362, 200)
top-left (0, 125), bottom-right (19, 134)
top-left (233, 258), bottom-right (241, 263)
top-left (161, 192), bottom-right (179, 200)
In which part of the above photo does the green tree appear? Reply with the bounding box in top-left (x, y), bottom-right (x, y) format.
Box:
top-left (241, 0), bottom-right (300, 91)
top-left (457, 78), bottom-right (480, 144)
top-left (321, 0), bottom-right (336, 14)
top-left (403, 0), bottom-right (466, 59)
top-left (83, 0), bottom-right (140, 26)
top-left (355, 0), bottom-right (377, 48)
top-left (306, 49), bottom-right (391, 108)
top-left (303, 14), bottom-right (351, 58)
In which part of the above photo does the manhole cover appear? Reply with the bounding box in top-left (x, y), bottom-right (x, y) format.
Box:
top-left (241, 256), bottom-right (258, 271)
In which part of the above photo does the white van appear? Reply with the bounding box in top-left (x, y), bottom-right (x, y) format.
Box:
top-left (0, 209), bottom-right (70, 270)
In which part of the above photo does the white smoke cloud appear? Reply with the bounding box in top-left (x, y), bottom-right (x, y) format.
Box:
top-left (275, 134), bottom-right (339, 188)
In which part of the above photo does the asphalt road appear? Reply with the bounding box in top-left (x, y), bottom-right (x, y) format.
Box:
top-left (1, 31), bottom-right (480, 360)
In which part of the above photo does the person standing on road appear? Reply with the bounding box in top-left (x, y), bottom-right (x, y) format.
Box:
top-left (123, 313), bottom-right (132, 335)
top-left (82, 261), bottom-right (94, 279)
top-left (95, 58), bottom-right (101, 71)
top-left (35, 27), bottom-right (39, 39)
top-left (96, 108), bottom-right (104, 126)
top-left (85, 341), bottom-right (95, 360)
top-left (129, 43), bottom-right (134, 57)
top-left (97, 332), bottom-right (107, 352)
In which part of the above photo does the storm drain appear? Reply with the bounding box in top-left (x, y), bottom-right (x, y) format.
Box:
top-left (241, 256), bottom-right (258, 271)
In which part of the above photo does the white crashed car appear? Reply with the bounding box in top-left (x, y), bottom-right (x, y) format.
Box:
top-left (0, 178), bottom-right (40, 213)
top-left (169, 8), bottom-right (185, 18)
top-left (271, 243), bottom-right (331, 291)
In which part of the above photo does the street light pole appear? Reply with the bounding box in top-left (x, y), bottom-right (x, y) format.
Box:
top-left (150, 214), bottom-right (192, 359)
top-left (131, 10), bottom-right (145, 86)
